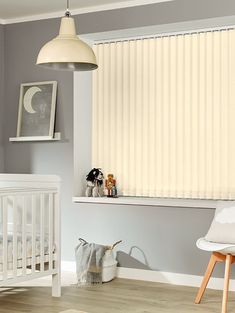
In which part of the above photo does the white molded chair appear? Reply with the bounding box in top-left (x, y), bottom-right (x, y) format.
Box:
top-left (195, 237), bottom-right (235, 313)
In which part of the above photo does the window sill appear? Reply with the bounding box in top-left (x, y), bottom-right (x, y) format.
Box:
top-left (72, 196), bottom-right (217, 209)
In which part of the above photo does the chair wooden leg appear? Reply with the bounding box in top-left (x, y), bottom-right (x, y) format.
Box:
top-left (222, 254), bottom-right (232, 313)
top-left (195, 253), bottom-right (217, 304)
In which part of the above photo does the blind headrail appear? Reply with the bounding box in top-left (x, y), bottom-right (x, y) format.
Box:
top-left (94, 26), bottom-right (235, 45)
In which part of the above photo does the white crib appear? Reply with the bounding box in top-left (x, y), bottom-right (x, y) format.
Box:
top-left (0, 174), bottom-right (61, 297)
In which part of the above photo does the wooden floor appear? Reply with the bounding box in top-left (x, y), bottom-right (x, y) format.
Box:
top-left (0, 279), bottom-right (234, 313)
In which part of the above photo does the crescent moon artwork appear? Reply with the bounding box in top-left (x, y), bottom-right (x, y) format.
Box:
top-left (23, 86), bottom-right (42, 114)
top-left (17, 81), bottom-right (57, 138)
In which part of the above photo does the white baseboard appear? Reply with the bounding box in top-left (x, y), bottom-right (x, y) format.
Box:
top-left (117, 267), bottom-right (235, 291)
top-left (61, 261), bottom-right (235, 291)
top-left (10, 261), bottom-right (235, 291)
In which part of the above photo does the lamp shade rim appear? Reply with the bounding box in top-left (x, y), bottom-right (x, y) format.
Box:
top-left (37, 61), bottom-right (98, 71)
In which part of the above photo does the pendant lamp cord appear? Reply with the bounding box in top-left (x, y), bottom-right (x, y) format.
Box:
top-left (65, 0), bottom-right (71, 17)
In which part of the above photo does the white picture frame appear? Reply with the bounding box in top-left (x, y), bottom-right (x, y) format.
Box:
top-left (16, 81), bottom-right (57, 140)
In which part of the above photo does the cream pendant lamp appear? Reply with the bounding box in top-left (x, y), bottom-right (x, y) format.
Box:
top-left (36, 0), bottom-right (98, 71)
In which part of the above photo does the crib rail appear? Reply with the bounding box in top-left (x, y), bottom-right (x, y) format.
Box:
top-left (0, 175), bottom-right (61, 296)
top-left (0, 187), bottom-right (58, 195)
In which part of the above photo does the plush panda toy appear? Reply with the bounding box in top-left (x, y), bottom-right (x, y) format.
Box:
top-left (85, 168), bottom-right (104, 197)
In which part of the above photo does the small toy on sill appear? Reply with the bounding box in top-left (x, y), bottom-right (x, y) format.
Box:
top-left (85, 168), bottom-right (104, 197)
top-left (105, 174), bottom-right (117, 198)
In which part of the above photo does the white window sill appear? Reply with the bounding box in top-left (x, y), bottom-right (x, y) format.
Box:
top-left (72, 196), bottom-right (217, 209)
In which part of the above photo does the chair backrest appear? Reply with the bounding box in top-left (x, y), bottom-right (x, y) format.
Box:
top-left (205, 201), bottom-right (235, 244)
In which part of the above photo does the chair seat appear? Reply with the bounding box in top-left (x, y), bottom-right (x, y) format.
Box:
top-left (197, 238), bottom-right (235, 254)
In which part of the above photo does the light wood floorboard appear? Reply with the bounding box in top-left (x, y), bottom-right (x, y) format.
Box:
top-left (0, 278), bottom-right (234, 313)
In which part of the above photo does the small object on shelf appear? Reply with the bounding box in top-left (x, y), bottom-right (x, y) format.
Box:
top-left (85, 168), bottom-right (104, 197)
top-left (111, 185), bottom-right (117, 197)
top-left (105, 174), bottom-right (117, 198)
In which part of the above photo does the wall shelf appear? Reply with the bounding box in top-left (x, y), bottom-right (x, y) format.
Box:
top-left (9, 132), bottom-right (61, 142)
top-left (72, 196), bottom-right (217, 209)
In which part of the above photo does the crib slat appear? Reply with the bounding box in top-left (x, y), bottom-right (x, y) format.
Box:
top-left (40, 194), bottom-right (45, 272)
top-left (48, 193), bottom-right (53, 271)
top-left (13, 196), bottom-right (17, 278)
top-left (52, 191), bottom-right (61, 297)
top-left (22, 196), bottom-right (27, 276)
top-left (31, 195), bottom-right (36, 273)
top-left (2, 197), bottom-right (8, 280)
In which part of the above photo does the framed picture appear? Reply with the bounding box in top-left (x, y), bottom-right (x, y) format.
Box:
top-left (16, 81), bottom-right (57, 139)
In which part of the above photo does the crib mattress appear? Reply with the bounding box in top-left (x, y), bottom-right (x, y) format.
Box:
top-left (0, 234), bottom-right (53, 265)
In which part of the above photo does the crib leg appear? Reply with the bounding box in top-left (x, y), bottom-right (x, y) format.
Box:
top-left (52, 272), bottom-right (61, 297)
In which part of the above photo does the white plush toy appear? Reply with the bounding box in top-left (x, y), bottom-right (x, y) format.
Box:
top-left (85, 168), bottom-right (104, 197)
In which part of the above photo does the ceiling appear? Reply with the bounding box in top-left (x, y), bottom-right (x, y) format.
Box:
top-left (0, 0), bottom-right (173, 22)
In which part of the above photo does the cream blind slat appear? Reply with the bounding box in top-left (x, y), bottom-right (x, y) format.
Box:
top-left (184, 35), bottom-right (191, 198)
top-left (162, 37), bottom-right (169, 197)
top-left (142, 40), bottom-right (148, 195)
top-left (206, 32), bottom-right (213, 198)
top-left (129, 40), bottom-right (136, 196)
top-left (213, 32), bottom-right (221, 198)
top-left (176, 35), bottom-right (184, 198)
top-left (169, 36), bottom-right (177, 198)
top-left (221, 31), bottom-right (229, 199)
top-left (228, 30), bottom-right (235, 195)
top-left (103, 45), bottom-right (110, 171)
top-left (191, 33), bottom-right (199, 198)
top-left (155, 38), bottom-right (163, 196)
top-left (110, 43), bottom-right (117, 177)
top-left (92, 44), bottom-right (98, 167)
top-left (116, 42), bottom-right (124, 191)
top-left (135, 40), bottom-right (143, 196)
top-left (149, 38), bottom-right (156, 197)
top-left (92, 29), bottom-right (235, 199)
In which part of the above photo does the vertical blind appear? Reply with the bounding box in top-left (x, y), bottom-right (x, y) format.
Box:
top-left (92, 29), bottom-right (235, 199)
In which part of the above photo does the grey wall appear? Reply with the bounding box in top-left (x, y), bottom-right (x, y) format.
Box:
top-left (76, 0), bottom-right (235, 34)
top-left (0, 24), bottom-right (4, 172)
top-left (3, 0), bottom-right (235, 278)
